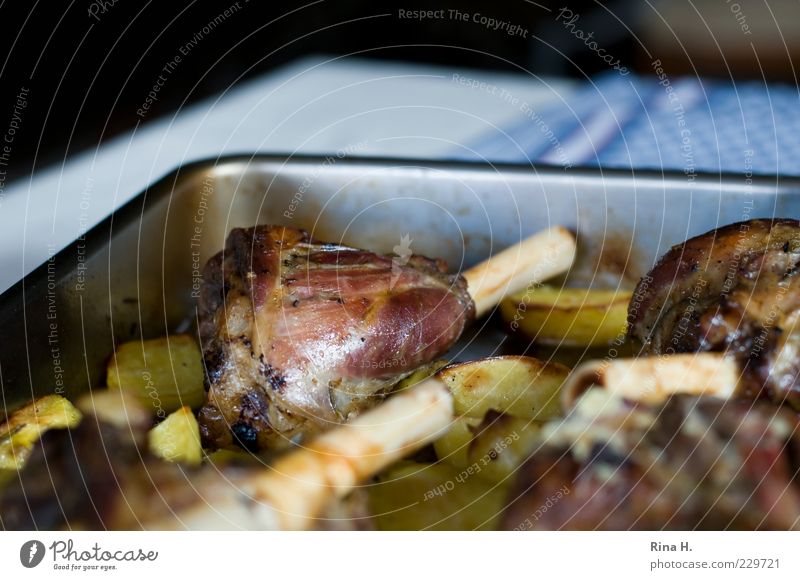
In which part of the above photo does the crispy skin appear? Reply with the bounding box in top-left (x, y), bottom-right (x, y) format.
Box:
top-left (628, 219), bottom-right (800, 407)
top-left (501, 394), bottom-right (800, 530)
top-left (197, 226), bottom-right (474, 452)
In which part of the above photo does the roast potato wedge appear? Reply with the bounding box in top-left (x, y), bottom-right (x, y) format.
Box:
top-left (367, 461), bottom-right (505, 530)
top-left (436, 356), bottom-right (568, 420)
top-left (463, 412), bottom-right (542, 483)
top-left (433, 415), bottom-right (482, 468)
top-left (148, 406), bottom-right (203, 466)
top-left (107, 335), bottom-right (205, 416)
top-left (0, 395), bottom-right (82, 470)
top-left (393, 359), bottom-right (449, 392)
top-left (501, 285), bottom-right (632, 347)
top-left (434, 412), bottom-right (542, 482)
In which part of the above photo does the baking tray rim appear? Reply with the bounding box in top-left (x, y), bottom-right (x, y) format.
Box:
top-left (3, 152), bottom-right (799, 312)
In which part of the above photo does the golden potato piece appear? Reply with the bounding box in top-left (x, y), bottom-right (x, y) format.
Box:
top-left (501, 285), bottom-right (632, 347)
top-left (393, 360), bottom-right (448, 392)
top-left (148, 406), bottom-right (202, 466)
top-left (436, 356), bottom-right (568, 420)
top-left (0, 395), bottom-right (82, 470)
top-left (435, 412), bottom-right (541, 483)
top-left (368, 461), bottom-right (505, 530)
top-left (433, 415), bottom-right (482, 469)
top-left (465, 412), bottom-right (541, 483)
top-left (107, 335), bottom-right (205, 416)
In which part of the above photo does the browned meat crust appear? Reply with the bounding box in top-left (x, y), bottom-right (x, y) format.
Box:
top-left (197, 226), bottom-right (475, 452)
top-left (628, 219), bottom-right (800, 407)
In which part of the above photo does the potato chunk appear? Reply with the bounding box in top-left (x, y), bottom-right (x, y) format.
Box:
top-left (435, 412), bottom-right (542, 483)
top-left (0, 395), bottom-right (82, 470)
top-left (433, 415), bottom-right (482, 469)
top-left (437, 356), bottom-right (568, 420)
top-left (393, 359), bottom-right (449, 392)
top-left (368, 461), bottom-right (505, 530)
top-left (501, 285), bottom-right (632, 347)
top-left (463, 412), bottom-right (541, 483)
top-left (107, 335), bottom-right (205, 416)
top-left (148, 406), bottom-right (202, 466)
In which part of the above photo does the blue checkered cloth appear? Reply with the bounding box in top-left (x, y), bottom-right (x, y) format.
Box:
top-left (455, 73), bottom-right (800, 175)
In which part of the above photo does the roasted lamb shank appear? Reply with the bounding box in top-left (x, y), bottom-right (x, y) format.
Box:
top-left (197, 226), bottom-right (475, 451)
top-left (629, 218), bottom-right (800, 408)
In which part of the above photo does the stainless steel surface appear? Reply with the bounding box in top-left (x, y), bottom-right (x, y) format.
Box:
top-left (2, 155), bottom-right (800, 415)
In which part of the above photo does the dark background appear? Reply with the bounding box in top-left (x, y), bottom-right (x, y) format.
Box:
top-left (0, 0), bottom-right (795, 183)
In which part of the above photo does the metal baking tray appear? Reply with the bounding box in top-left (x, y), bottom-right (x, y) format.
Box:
top-left (2, 155), bottom-right (800, 417)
